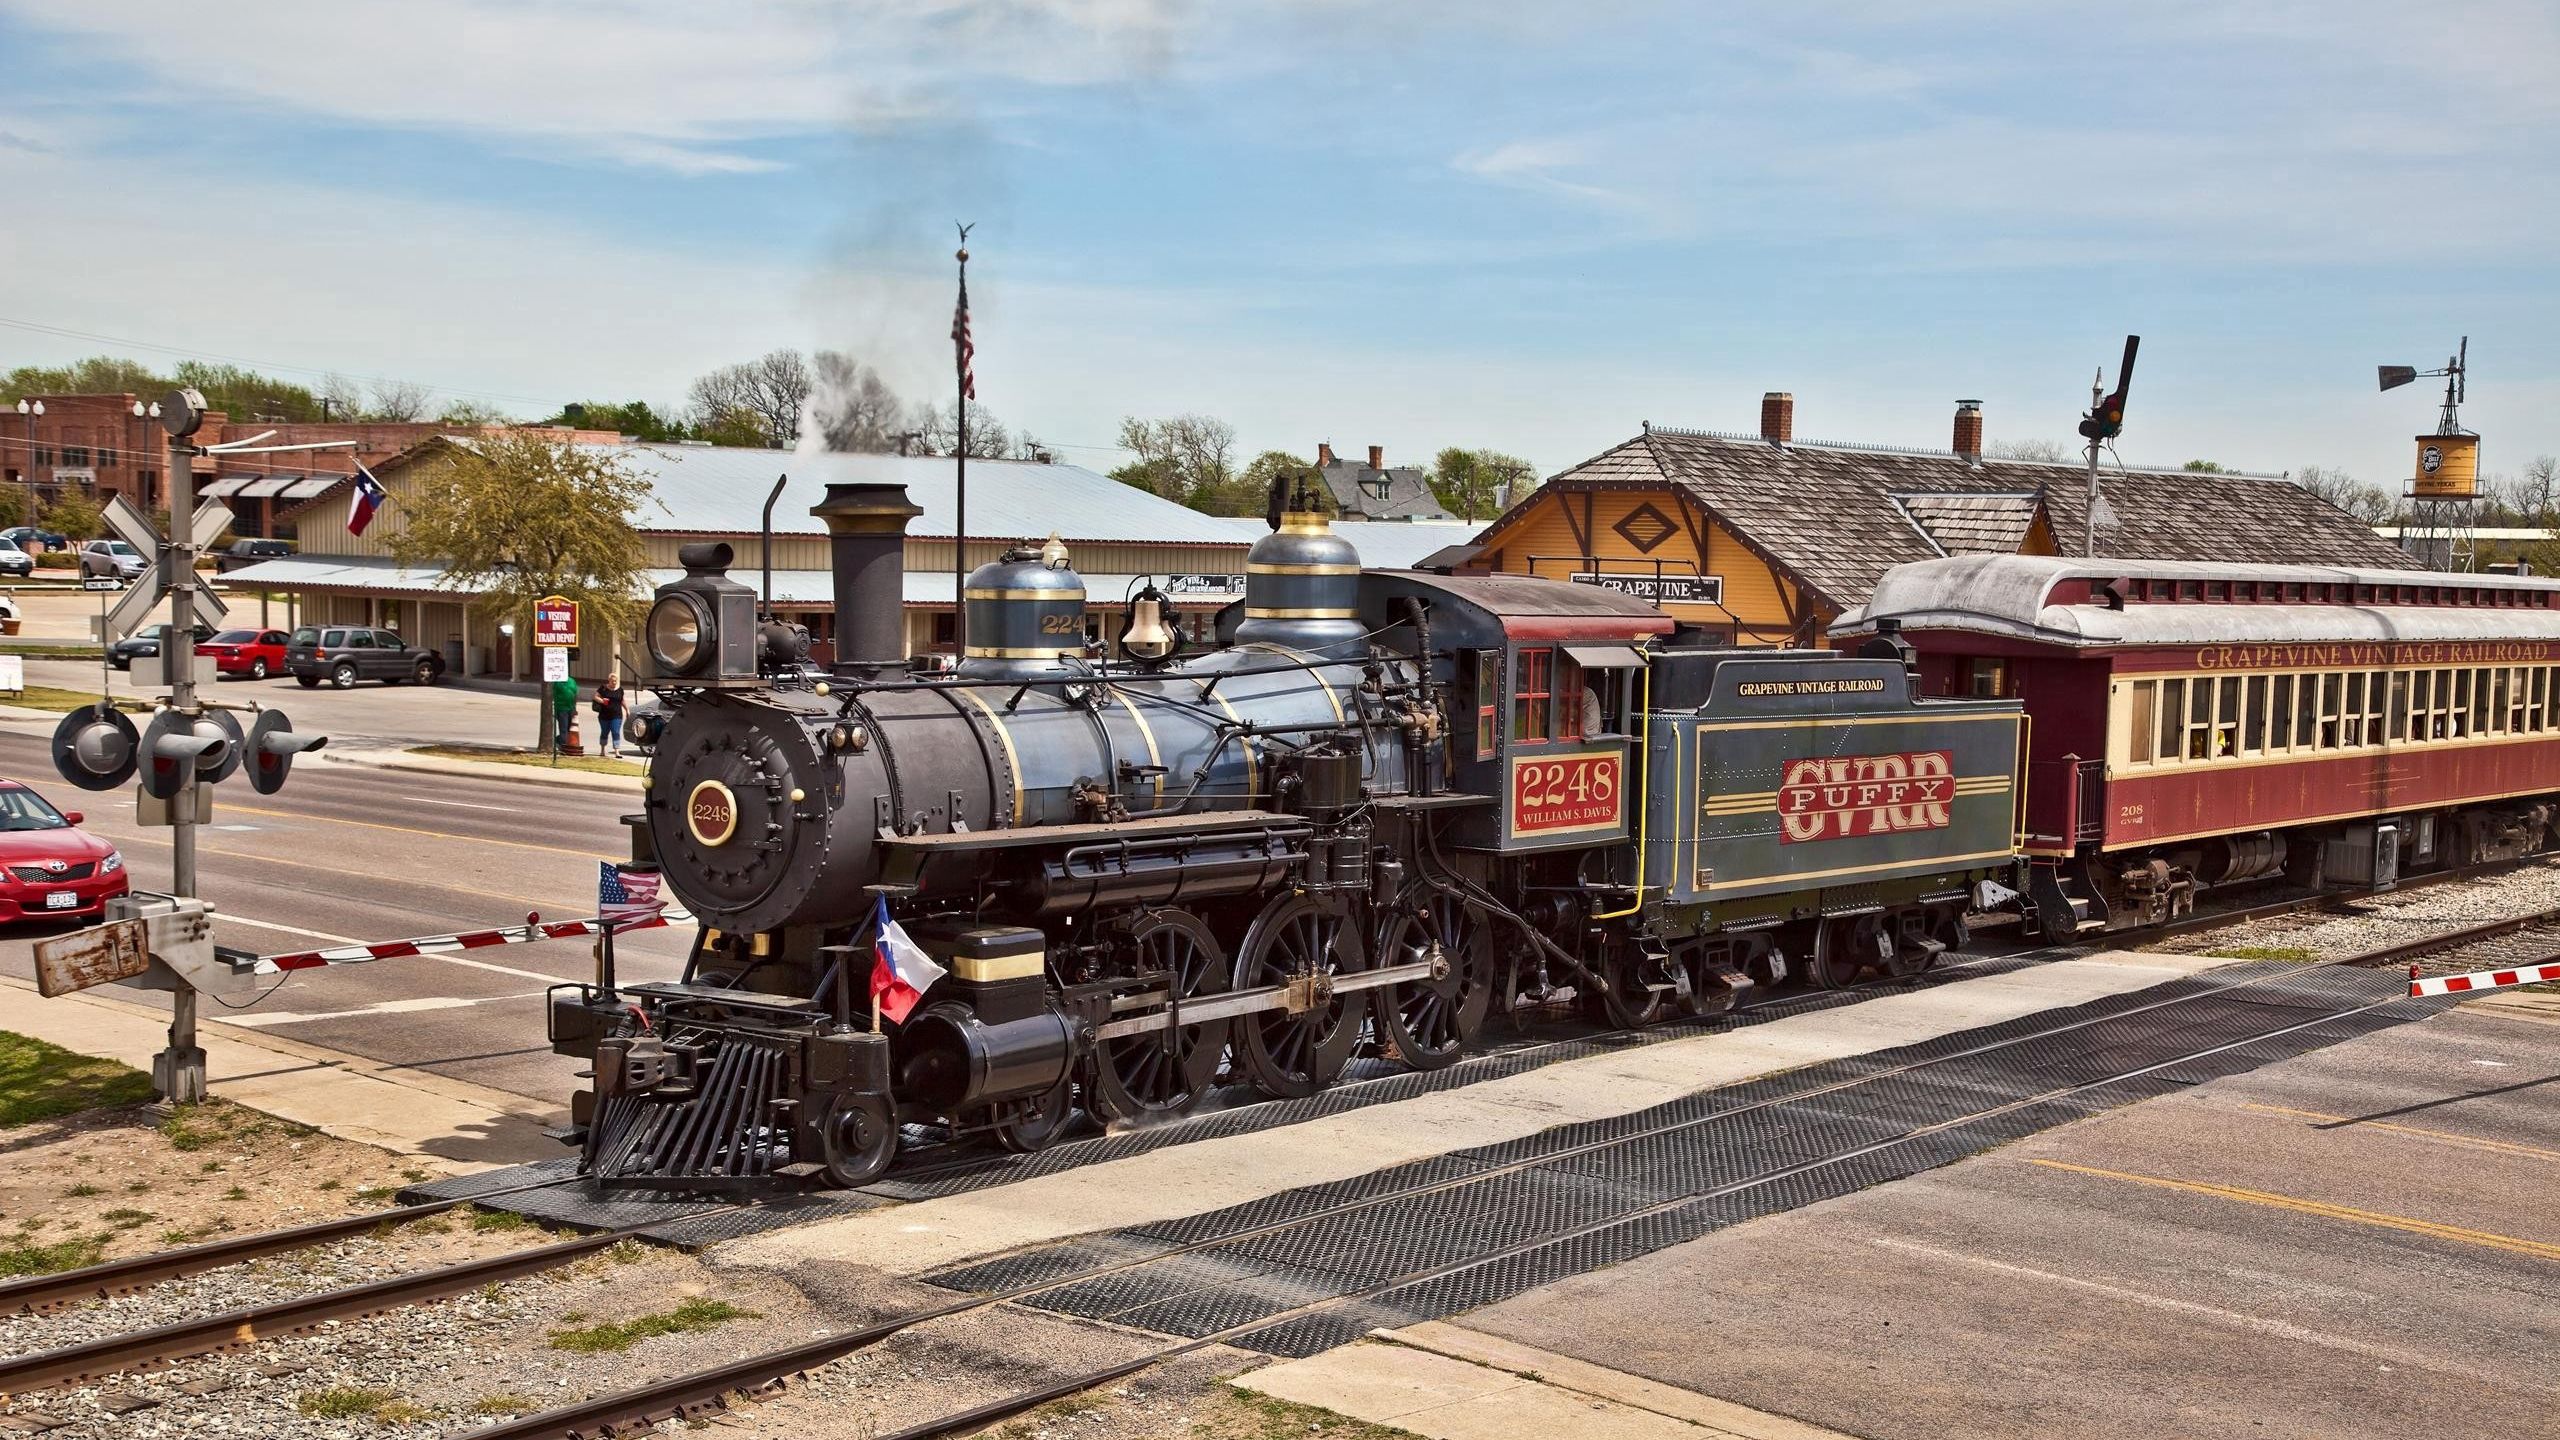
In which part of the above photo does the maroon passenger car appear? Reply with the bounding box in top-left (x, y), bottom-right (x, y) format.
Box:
top-left (1835, 556), bottom-right (2560, 939)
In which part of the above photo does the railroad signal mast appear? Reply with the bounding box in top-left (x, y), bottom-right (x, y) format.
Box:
top-left (2076, 335), bottom-right (2140, 557)
top-left (2379, 337), bottom-right (2476, 573)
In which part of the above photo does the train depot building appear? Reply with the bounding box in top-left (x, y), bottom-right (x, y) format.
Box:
top-left (223, 438), bottom-right (1470, 683)
top-left (1453, 395), bottom-right (2418, 649)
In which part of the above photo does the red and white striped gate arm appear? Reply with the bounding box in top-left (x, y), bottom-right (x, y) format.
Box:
top-left (251, 908), bottom-right (695, 975)
top-left (2409, 961), bottom-right (2560, 998)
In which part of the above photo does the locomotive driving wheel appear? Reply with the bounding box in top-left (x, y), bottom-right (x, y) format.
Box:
top-left (1082, 909), bottom-right (1232, 1126)
top-left (1373, 886), bottom-right (1491, 1071)
top-left (1236, 893), bottom-right (1368, 1098)
top-left (1582, 944), bottom-right (1678, 1029)
top-left (989, 1074), bottom-right (1075, 1154)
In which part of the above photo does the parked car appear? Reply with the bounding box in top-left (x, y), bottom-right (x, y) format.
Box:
top-left (1, 526), bottom-right (68, 553)
top-left (198, 627), bottom-right (293, 680)
top-left (285, 625), bottom-right (445, 688)
top-left (0, 780), bottom-right (128, 923)
top-left (111, 621), bottom-right (216, 672)
top-left (0, 540), bottom-right (31, 580)
top-left (80, 539), bottom-right (149, 583)
top-left (216, 538), bottom-right (295, 573)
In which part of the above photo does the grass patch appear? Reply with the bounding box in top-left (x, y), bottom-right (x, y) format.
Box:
top-left (0, 1234), bottom-right (107, 1278)
top-left (411, 744), bottom-right (647, 778)
top-left (547, 1297), bottom-right (758, 1353)
top-left (2208, 945), bottom-right (2322, 963)
top-left (295, 1387), bottom-right (432, 1422)
top-left (63, 1183), bottom-right (100, 1198)
top-left (1212, 1387), bottom-right (1426, 1440)
top-left (0, 684), bottom-right (131, 714)
top-left (0, 1032), bottom-right (155, 1127)
top-left (606, 1238), bottom-right (647, 1265)
top-left (221, 1185), bottom-right (249, 1201)
top-left (466, 1205), bottom-right (530, 1232)
top-left (98, 1208), bottom-right (153, 1229)
top-left (472, 1394), bottom-right (544, 1416)
top-left (0, 643), bottom-right (107, 661)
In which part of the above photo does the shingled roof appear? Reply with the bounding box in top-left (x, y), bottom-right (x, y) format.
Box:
top-left (1489, 428), bottom-right (2416, 612)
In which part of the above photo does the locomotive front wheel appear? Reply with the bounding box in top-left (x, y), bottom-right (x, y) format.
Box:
top-left (819, 1093), bottom-right (897, 1188)
top-left (1085, 909), bottom-right (1233, 1126)
top-left (1374, 888), bottom-right (1491, 1071)
top-left (1805, 914), bottom-right (1890, 990)
top-left (1237, 893), bottom-right (1368, 1099)
top-left (990, 1074), bottom-right (1075, 1154)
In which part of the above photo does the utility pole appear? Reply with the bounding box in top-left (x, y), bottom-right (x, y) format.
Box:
top-left (2076, 336), bottom-right (2140, 558)
top-left (157, 387), bottom-right (208, 1104)
top-left (2082, 368), bottom-right (2103, 558)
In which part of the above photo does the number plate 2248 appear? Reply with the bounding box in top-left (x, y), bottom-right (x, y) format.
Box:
top-left (1511, 752), bottom-right (1623, 835)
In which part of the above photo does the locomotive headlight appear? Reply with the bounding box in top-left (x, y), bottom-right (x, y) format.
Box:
top-left (647, 593), bottom-right (711, 676)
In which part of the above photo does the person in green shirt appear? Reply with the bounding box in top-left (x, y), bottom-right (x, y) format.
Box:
top-left (549, 675), bottom-right (580, 752)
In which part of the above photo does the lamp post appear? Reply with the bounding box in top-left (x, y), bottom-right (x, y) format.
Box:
top-left (13, 398), bottom-right (40, 533)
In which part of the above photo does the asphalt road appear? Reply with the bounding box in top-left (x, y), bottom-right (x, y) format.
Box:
top-left (0, 724), bottom-right (686, 1104)
top-left (16, 652), bottom-right (544, 749)
top-left (1458, 1006), bottom-right (2560, 1440)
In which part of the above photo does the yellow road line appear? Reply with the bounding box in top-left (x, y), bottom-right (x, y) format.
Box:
top-left (211, 800), bottom-right (607, 858)
top-left (2026, 1159), bottom-right (2560, 1264)
top-left (2240, 1103), bottom-right (2560, 1165)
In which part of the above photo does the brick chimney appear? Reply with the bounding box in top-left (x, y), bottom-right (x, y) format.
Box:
top-left (1759, 392), bottom-right (1794, 445)
top-left (1367, 444), bottom-right (1383, 470)
top-left (1317, 442), bottom-right (1335, 466)
top-left (1953, 400), bottom-right (1983, 462)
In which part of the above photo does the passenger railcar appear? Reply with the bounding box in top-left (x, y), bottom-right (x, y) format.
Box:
top-left (547, 478), bottom-right (2020, 1190)
top-left (1835, 555), bottom-right (2560, 937)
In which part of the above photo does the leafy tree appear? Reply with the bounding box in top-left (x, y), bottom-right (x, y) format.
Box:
top-left (550, 400), bottom-right (687, 443)
top-left (1113, 414), bottom-right (1242, 511)
top-left (695, 406), bottom-right (772, 449)
top-left (0, 489), bottom-right (26, 530)
top-left (1429, 447), bottom-right (1537, 523)
top-left (388, 434), bottom-right (654, 750)
top-left (2182, 459), bottom-right (2225, 472)
top-left (40, 492), bottom-right (102, 542)
top-left (435, 400), bottom-right (513, 428)
top-left (366, 379), bottom-right (432, 422)
top-left (2, 356), bottom-right (164, 401)
top-left (171, 361), bottom-right (326, 422)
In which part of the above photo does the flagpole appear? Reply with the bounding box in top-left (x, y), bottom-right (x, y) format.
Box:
top-left (952, 222), bottom-right (974, 657)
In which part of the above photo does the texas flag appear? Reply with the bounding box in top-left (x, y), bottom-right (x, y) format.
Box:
top-left (346, 460), bottom-right (389, 536)
top-left (870, 896), bottom-right (945, 1026)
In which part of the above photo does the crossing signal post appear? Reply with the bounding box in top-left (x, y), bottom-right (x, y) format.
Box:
top-left (40, 387), bottom-right (332, 1104)
top-left (2076, 336), bottom-right (2140, 557)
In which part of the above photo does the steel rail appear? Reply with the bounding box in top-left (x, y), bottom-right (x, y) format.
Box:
top-left (0, 1176), bottom-right (586, 1319)
top-left (0, 1229), bottom-right (645, 1397)
top-left (469, 922), bottom-right (2525, 1440)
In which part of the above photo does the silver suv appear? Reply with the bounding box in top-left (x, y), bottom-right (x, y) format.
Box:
top-left (79, 539), bottom-right (148, 582)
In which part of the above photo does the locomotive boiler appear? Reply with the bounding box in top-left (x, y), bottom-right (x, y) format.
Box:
top-left (548, 477), bottom-right (2022, 1190)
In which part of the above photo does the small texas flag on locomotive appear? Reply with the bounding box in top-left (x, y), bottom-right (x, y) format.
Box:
top-left (871, 896), bottom-right (945, 1025)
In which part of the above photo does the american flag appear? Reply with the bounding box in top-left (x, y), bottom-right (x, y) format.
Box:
top-left (952, 270), bottom-right (976, 402)
top-left (598, 862), bottom-right (665, 933)
top-left (346, 461), bottom-right (388, 536)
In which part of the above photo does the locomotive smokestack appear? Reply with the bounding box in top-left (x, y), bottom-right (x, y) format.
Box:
top-left (812, 481), bottom-right (923, 669)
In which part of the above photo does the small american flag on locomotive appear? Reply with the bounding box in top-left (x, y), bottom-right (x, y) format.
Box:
top-left (597, 862), bottom-right (664, 933)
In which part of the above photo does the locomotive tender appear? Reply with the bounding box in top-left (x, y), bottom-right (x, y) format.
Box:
top-left (549, 479), bottom-right (2021, 1188)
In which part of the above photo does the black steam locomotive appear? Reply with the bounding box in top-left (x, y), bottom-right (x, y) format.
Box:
top-left (548, 479), bottom-right (2020, 1189)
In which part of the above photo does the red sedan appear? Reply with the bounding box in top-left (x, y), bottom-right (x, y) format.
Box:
top-left (198, 628), bottom-right (293, 680)
top-left (0, 781), bottom-right (129, 922)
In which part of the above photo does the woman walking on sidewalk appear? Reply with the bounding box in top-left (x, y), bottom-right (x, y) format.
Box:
top-left (595, 677), bottom-right (627, 758)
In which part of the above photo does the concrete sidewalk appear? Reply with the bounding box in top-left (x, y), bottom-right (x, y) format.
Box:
top-left (1, 974), bottom-right (565, 1172)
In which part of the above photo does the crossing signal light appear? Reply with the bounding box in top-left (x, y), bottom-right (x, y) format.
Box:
top-left (51, 703), bottom-right (139, 791)
top-left (246, 710), bottom-right (327, 795)
top-left (140, 710), bottom-right (233, 800)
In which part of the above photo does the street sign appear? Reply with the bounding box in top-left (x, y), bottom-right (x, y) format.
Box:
top-left (33, 916), bottom-right (150, 997)
top-left (0, 655), bottom-right (22, 694)
top-left (534, 595), bottom-right (580, 649)
top-left (542, 646), bottom-right (571, 683)
top-left (81, 578), bottom-right (121, 593)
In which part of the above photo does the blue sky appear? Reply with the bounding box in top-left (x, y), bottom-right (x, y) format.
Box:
top-left (1, 0), bottom-right (2553, 490)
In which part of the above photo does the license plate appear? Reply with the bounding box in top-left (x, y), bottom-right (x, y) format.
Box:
top-left (43, 891), bottom-right (78, 910)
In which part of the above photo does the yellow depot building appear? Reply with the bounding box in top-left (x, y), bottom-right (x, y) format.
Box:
top-left (1457, 394), bottom-right (2417, 647)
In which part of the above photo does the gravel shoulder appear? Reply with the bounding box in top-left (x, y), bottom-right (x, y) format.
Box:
top-left (2159, 857), bottom-right (2560, 961)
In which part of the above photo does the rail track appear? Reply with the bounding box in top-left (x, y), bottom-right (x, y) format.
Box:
top-left (10, 866), bottom-right (2547, 1425)
top-left (465, 911), bottom-right (2542, 1440)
